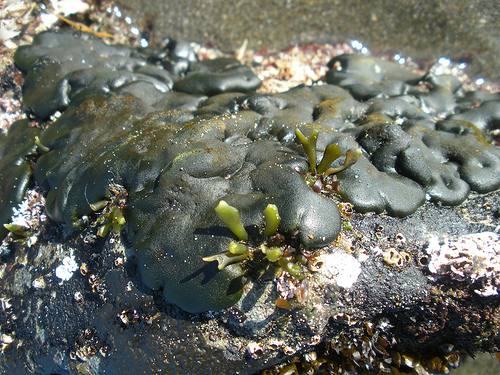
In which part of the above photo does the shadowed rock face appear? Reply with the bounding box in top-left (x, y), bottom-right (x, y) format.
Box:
top-left (2, 30), bottom-right (499, 312)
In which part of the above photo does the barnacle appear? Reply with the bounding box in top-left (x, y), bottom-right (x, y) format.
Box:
top-left (383, 248), bottom-right (412, 267)
top-left (383, 248), bottom-right (403, 266)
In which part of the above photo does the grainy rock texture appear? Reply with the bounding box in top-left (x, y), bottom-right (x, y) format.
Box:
top-left (115, 0), bottom-right (500, 82)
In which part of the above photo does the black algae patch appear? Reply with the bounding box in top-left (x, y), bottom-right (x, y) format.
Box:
top-left (3, 30), bottom-right (500, 312)
top-left (0, 120), bottom-right (40, 239)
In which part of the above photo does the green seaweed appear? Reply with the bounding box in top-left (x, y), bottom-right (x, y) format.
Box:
top-left (202, 251), bottom-right (249, 270)
top-left (323, 148), bottom-right (363, 176)
top-left (317, 143), bottom-right (343, 175)
top-left (295, 128), bottom-right (362, 193)
top-left (215, 200), bottom-right (249, 241)
top-left (263, 203), bottom-right (281, 236)
top-left (204, 200), bottom-right (307, 280)
top-left (3, 223), bottom-right (29, 237)
top-left (295, 129), bottom-right (319, 173)
top-left (261, 244), bottom-right (282, 262)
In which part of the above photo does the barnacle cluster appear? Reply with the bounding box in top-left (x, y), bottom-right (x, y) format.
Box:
top-left (382, 248), bottom-right (411, 267)
top-left (70, 327), bottom-right (109, 362)
top-left (262, 323), bottom-right (468, 375)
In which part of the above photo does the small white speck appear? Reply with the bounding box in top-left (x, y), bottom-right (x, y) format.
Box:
top-left (113, 6), bottom-right (122, 18)
top-left (438, 57), bottom-right (451, 67)
top-left (130, 27), bottom-right (140, 36)
top-left (458, 62), bottom-right (467, 69)
top-left (351, 40), bottom-right (363, 50)
top-left (124, 16), bottom-right (132, 24)
top-left (476, 78), bottom-right (485, 85)
top-left (55, 255), bottom-right (79, 282)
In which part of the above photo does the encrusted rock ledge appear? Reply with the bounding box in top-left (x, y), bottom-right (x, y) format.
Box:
top-left (0, 190), bottom-right (499, 374)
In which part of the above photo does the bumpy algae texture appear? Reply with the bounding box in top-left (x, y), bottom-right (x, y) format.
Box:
top-left (0, 120), bottom-right (40, 239)
top-left (5, 30), bottom-right (500, 312)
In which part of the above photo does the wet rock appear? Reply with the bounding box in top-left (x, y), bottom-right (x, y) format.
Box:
top-left (0, 119), bottom-right (40, 239)
top-left (1, 29), bottom-right (500, 374)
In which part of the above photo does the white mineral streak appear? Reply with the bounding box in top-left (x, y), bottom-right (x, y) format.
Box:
top-left (426, 232), bottom-right (500, 296)
top-left (319, 253), bottom-right (362, 288)
top-left (55, 254), bottom-right (79, 282)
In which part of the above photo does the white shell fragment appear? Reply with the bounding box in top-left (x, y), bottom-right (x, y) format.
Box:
top-left (426, 232), bottom-right (500, 296)
top-left (319, 253), bottom-right (362, 288)
top-left (55, 254), bottom-right (79, 282)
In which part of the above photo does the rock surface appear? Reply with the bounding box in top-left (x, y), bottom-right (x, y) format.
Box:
top-left (114, 0), bottom-right (500, 82)
top-left (0, 25), bottom-right (499, 375)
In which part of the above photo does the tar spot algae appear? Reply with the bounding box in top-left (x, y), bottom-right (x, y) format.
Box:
top-left (2, 30), bottom-right (499, 312)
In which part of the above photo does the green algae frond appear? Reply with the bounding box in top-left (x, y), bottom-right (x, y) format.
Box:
top-left (202, 251), bottom-right (249, 270)
top-left (295, 129), bottom-right (362, 193)
top-left (317, 143), bottom-right (343, 175)
top-left (3, 223), bottom-right (29, 237)
top-left (89, 184), bottom-right (128, 237)
top-left (278, 257), bottom-right (303, 278)
top-left (228, 241), bottom-right (249, 255)
top-left (263, 203), bottom-right (281, 236)
top-left (215, 200), bottom-right (249, 241)
top-left (295, 129), bottom-right (319, 173)
top-left (261, 244), bottom-right (282, 262)
top-left (96, 206), bottom-right (126, 237)
top-left (204, 200), bottom-right (304, 279)
top-left (323, 148), bottom-right (363, 176)
top-left (203, 241), bottom-right (250, 270)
